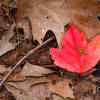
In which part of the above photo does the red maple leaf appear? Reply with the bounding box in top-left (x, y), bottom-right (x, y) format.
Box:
top-left (49, 23), bottom-right (100, 73)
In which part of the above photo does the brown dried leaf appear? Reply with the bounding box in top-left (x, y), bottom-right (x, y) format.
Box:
top-left (0, 74), bottom-right (26, 82)
top-left (0, 65), bottom-right (11, 73)
top-left (16, 0), bottom-right (100, 47)
top-left (48, 79), bottom-right (74, 98)
top-left (5, 75), bottom-right (74, 100)
top-left (0, 24), bottom-right (17, 56)
top-left (20, 62), bottom-right (54, 77)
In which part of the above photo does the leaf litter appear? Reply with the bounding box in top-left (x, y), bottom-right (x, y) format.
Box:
top-left (0, 0), bottom-right (100, 100)
top-left (0, 24), bottom-right (18, 56)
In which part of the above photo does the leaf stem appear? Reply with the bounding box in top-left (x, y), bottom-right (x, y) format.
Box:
top-left (73, 74), bottom-right (83, 86)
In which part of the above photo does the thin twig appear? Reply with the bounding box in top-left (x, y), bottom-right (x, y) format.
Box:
top-left (0, 36), bottom-right (55, 87)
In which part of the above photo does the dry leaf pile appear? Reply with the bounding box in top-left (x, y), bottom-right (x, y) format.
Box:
top-left (0, 63), bottom-right (74, 100)
top-left (0, 0), bottom-right (100, 100)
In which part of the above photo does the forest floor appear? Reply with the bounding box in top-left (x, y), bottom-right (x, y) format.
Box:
top-left (0, 0), bottom-right (99, 100)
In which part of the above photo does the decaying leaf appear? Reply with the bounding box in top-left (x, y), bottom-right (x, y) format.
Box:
top-left (6, 77), bottom-right (74, 100)
top-left (0, 24), bottom-right (17, 56)
top-left (0, 65), bottom-right (11, 73)
top-left (73, 79), bottom-right (99, 100)
top-left (16, 0), bottom-right (100, 47)
top-left (5, 62), bottom-right (74, 100)
top-left (0, 74), bottom-right (26, 82)
top-left (5, 84), bottom-right (30, 100)
top-left (0, 65), bottom-right (25, 82)
top-left (48, 79), bottom-right (74, 98)
top-left (20, 62), bottom-right (54, 77)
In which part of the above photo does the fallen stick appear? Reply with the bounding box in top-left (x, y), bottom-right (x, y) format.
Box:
top-left (0, 36), bottom-right (55, 87)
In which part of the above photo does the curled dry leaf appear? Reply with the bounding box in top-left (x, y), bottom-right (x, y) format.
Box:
top-left (16, 0), bottom-right (100, 47)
